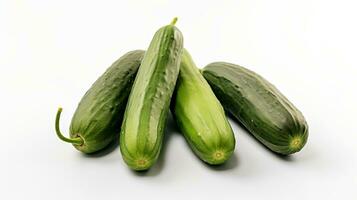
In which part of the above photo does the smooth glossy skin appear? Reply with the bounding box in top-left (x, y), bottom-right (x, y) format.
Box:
top-left (203, 62), bottom-right (308, 155)
top-left (120, 19), bottom-right (183, 170)
top-left (171, 50), bottom-right (235, 165)
top-left (56, 50), bottom-right (145, 153)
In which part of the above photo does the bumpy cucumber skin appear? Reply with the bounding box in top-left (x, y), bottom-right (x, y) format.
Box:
top-left (171, 50), bottom-right (235, 165)
top-left (69, 50), bottom-right (145, 153)
top-left (120, 24), bottom-right (183, 170)
top-left (202, 62), bottom-right (308, 155)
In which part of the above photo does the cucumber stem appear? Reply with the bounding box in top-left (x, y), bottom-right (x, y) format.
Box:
top-left (170, 17), bottom-right (178, 25)
top-left (55, 107), bottom-right (83, 145)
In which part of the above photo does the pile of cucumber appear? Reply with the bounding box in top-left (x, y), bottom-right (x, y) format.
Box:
top-left (55, 18), bottom-right (308, 171)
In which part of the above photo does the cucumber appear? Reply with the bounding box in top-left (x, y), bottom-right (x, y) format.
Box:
top-left (202, 62), bottom-right (308, 155)
top-left (120, 18), bottom-right (183, 170)
top-left (55, 50), bottom-right (145, 153)
top-left (171, 50), bottom-right (235, 165)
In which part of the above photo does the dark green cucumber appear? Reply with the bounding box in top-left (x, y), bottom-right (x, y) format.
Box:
top-left (55, 50), bottom-right (145, 153)
top-left (120, 18), bottom-right (183, 170)
top-left (202, 62), bottom-right (308, 155)
top-left (171, 50), bottom-right (235, 165)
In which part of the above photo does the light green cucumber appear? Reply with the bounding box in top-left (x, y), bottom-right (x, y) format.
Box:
top-left (171, 49), bottom-right (236, 165)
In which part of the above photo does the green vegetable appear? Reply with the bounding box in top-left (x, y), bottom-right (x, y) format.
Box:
top-left (120, 18), bottom-right (183, 170)
top-left (55, 50), bottom-right (145, 153)
top-left (202, 62), bottom-right (308, 155)
top-left (171, 50), bottom-right (235, 164)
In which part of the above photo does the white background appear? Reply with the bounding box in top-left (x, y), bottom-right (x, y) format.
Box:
top-left (1, 0), bottom-right (356, 199)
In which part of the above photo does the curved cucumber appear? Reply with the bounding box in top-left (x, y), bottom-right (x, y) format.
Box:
top-left (120, 18), bottom-right (183, 170)
top-left (55, 50), bottom-right (145, 153)
top-left (171, 50), bottom-right (235, 165)
top-left (202, 62), bottom-right (308, 155)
